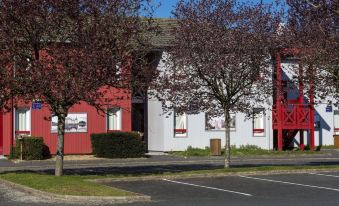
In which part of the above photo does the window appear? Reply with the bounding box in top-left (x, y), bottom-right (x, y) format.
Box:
top-left (205, 113), bottom-right (236, 131)
top-left (174, 112), bottom-right (187, 137)
top-left (334, 111), bottom-right (339, 135)
top-left (15, 108), bottom-right (31, 135)
top-left (107, 108), bottom-right (122, 131)
top-left (253, 109), bottom-right (265, 136)
top-left (51, 113), bottom-right (88, 133)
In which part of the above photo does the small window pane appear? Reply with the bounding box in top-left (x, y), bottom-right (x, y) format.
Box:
top-left (15, 109), bottom-right (29, 131)
top-left (174, 113), bottom-right (187, 136)
top-left (253, 109), bottom-right (265, 136)
top-left (205, 113), bottom-right (236, 131)
top-left (107, 108), bottom-right (121, 131)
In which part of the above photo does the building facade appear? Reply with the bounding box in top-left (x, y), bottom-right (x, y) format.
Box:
top-left (147, 51), bottom-right (337, 152)
top-left (0, 49), bottom-right (337, 154)
top-left (0, 88), bottom-right (132, 155)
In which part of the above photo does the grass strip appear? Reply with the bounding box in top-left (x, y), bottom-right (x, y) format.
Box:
top-left (169, 145), bottom-right (334, 157)
top-left (174, 165), bottom-right (339, 175)
top-left (86, 164), bottom-right (339, 180)
top-left (0, 173), bottom-right (134, 196)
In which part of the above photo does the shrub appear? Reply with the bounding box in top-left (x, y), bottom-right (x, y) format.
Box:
top-left (14, 136), bottom-right (50, 160)
top-left (231, 145), bottom-right (269, 156)
top-left (184, 146), bottom-right (210, 156)
top-left (91, 132), bottom-right (146, 158)
top-left (42, 144), bottom-right (52, 159)
top-left (9, 146), bottom-right (16, 159)
top-left (318, 145), bottom-right (335, 150)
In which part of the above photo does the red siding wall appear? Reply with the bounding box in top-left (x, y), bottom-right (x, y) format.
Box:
top-left (0, 112), bottom-right (3, 154)
top-left (2, 110), bottom-right (12, 155)
top-left (1, 89), bottom-right (131, 155)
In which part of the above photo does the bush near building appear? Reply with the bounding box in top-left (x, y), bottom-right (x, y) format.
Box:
top-left (91, 132), bottom-right (146, 158)
top-left (11, 136), bottom-right (50, 160)
top-left (170, 145), bottom-right (324, 157)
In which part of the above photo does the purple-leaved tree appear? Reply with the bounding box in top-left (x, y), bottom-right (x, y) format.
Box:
top-left (0, 0), bottom-right (156, 176)
top-left (286, 0), bottom-right (338, 104)
top-left (153, 0), bottom-right (281, 168)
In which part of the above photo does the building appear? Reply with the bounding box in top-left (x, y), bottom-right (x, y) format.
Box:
top-left (0, 19), bottom-right (337, 155)
top-left (147, 49), bottom-right (337, 152)
top-left (0, 19), bottom-right (176, 157)
top-left (0, 88), bottom-right (132, 155)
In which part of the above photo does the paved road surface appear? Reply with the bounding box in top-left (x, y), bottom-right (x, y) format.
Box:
top-left (106, 172), bottom-right (339, 206)
top-left (1, 151), bottom-right (339, 205)
top-left (1, 170), bottom-right (339, 205)
top-left (1, 150), bottom-right (339, 175)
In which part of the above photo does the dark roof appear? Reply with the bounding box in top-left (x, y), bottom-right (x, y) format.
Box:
top-left (150, 18), bottom-right (177, 49)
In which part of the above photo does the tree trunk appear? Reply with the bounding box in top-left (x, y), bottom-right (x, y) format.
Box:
top-left (55, 111), bottom-right (66, 176)
top-left (224, 109), bottom-right (231, 168)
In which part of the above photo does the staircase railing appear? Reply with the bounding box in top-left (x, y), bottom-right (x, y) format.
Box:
top-left (272, 104), bottom-right (311, 128)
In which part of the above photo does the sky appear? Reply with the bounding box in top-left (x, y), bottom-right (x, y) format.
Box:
top-left (152, 0), bottom-right (279, 18)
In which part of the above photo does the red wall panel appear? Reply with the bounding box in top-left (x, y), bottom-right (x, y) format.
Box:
top-left (1, 88), bottom-right (132, 155)
top-left (0, 112), bottom-right (3, 154)
top-left (2, 110), bottom-right (12, 155)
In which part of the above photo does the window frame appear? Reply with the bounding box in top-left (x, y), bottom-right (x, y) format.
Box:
top-left (205, 113), bottom-right (236, 131)
top-left (174, 112), bottom-right (188, 137)
top-left (14, 107), bottom-right (31, 136)
top-left (334, 110), bottom-right (339, 135)
top-left (252, 108), bottom-right (265, 137)
top-left (51, 112), bottom-right (88, 133)
top-left (106, 107), bottom-right (122, 132)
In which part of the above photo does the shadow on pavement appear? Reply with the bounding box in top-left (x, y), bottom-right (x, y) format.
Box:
top-left (2, 160), bottom-right (339, 176)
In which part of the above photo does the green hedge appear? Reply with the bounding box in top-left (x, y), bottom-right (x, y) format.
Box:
top-left (13, 136), bottom-right (50, 160)
top-left (91, 132), bottom-right (146, 158)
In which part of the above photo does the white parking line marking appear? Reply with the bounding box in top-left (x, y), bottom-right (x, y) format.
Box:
top-left (239, 175), bottom-right (339, 192)
top-left (162, 179), bottom-right (252, 197)
top-left (309, 173), bottom-right (339, 178)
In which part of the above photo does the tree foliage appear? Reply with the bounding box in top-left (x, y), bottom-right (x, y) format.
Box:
top-left (0, 57), bottom-right (13, 110)
top-left (0, 0), bottom-right (155, 176)
top-left (286, 0), bottom-right (338, 103)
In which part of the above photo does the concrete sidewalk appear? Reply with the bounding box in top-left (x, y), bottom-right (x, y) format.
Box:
top-left (0, 150), bottom-right (339, 175)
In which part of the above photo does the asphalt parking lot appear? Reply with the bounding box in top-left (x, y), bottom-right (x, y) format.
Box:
top-left (105, 172), bottom-right (339, 206)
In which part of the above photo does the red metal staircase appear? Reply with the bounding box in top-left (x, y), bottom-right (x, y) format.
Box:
top-left (282, 130), bottom-right (299, 150)
top-left (272, 50), bottom-right (315, 151)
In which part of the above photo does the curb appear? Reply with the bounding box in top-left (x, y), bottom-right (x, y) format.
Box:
top-left (0, 178), bottom-right (151, 205)
top-left (93, 168), bottom-right (339, 183)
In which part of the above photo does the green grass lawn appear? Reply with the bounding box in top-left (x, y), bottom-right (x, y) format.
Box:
top-left (174, 165), bottom-right (339, 175)
top-left (0, 173), bottom-right (134, 196)
top-left (169, 145), bottom-right (334, 157)
top-left (319, 145), bottom-right (336, 149)
top-left (90, 165), bottom-right (339, 179)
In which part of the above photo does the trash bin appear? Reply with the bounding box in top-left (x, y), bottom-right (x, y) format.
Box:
top-left (210, 138), bottom-right (221, 156)
top-left (334, 135), bottom-right (339, 149)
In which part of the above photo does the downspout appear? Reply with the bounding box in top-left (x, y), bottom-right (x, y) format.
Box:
top-left (10, 96), bottom-right (14, 148)
top-left (144, 93), bottom-right (148, 151)
top-left (11, 54), bottom-right (16, 149)
top-left (276, 51), bottom-right (283, 151)
top-left (268, 111), bottom-right (271, 150)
